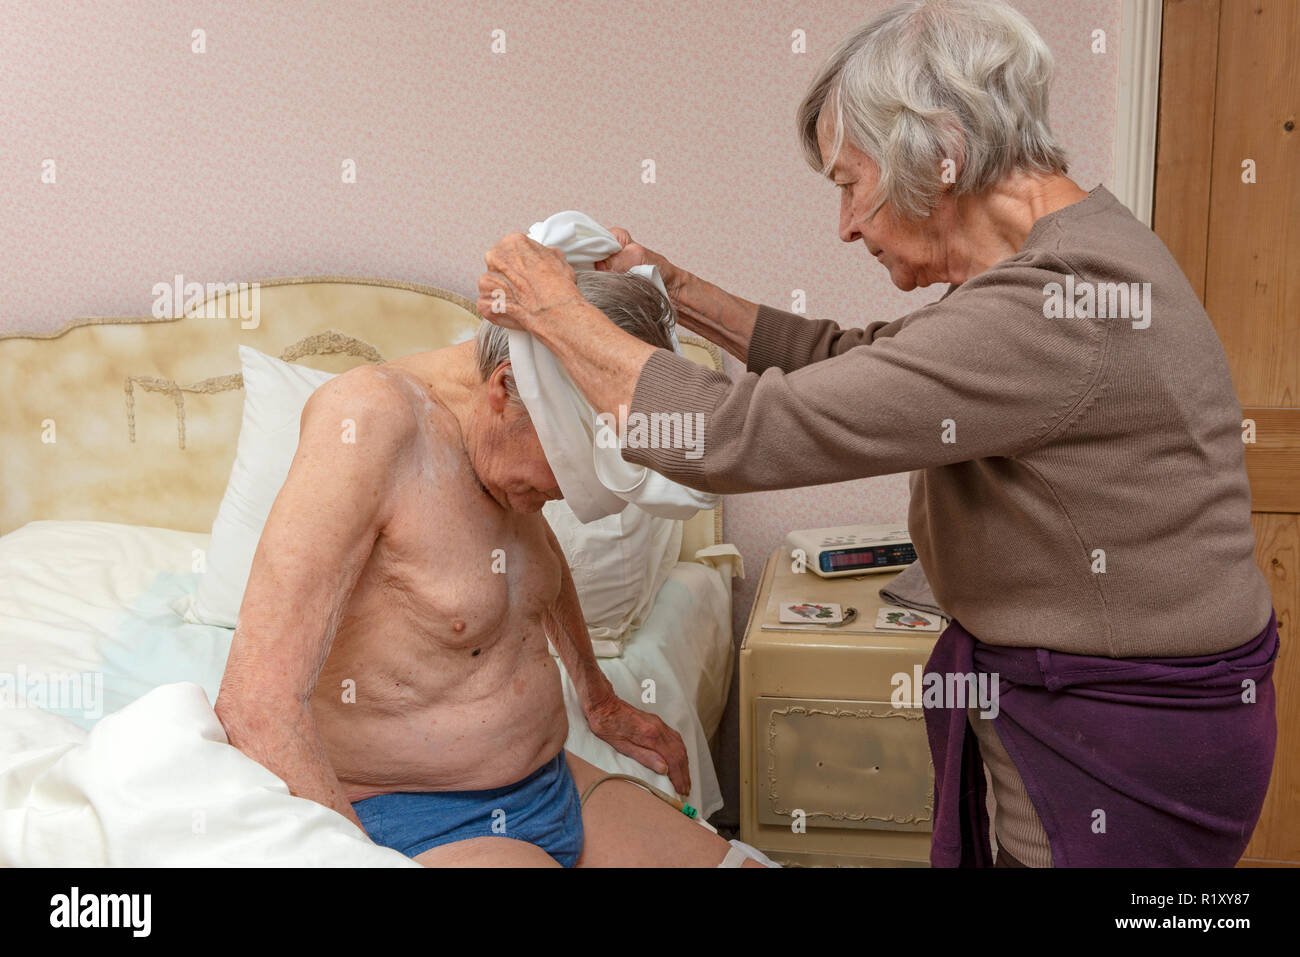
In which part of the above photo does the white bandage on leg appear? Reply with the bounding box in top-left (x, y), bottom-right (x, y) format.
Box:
top-left (717, 838), bottom-right (781, 868)
top-left (718, 844), bottom-right (749, 868)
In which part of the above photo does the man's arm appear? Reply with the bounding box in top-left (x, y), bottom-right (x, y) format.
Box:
top-left (538, 520), bottom-right (691, 796)
top-left (538, 520), bottom-right (618, 715)
top-left (214, 369), bottom-right (407, 829)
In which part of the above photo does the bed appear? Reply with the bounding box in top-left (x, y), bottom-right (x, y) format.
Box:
top-left (0, 277), bottom-right (739, 866)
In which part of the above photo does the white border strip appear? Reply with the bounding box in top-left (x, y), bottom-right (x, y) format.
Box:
top-left (1113, 0), bottom-right (1164, 226)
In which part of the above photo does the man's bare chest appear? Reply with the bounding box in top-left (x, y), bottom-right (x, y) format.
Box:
top-left (346, 463), bottom-right (563, 655)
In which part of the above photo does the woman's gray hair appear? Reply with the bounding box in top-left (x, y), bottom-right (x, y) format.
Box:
top-left (797, 0), bottom-right (1069, 221)
top-left (475, 270), bottom-right (677, 411)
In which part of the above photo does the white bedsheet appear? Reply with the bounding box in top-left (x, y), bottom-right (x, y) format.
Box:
top-left (0, 520), bottom-right (733, 866)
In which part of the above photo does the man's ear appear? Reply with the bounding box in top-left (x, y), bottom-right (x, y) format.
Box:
top-left (486, 361), bottom-right (513, 414)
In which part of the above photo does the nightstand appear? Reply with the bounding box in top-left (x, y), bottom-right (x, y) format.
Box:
top-left (739, 547), bottom-right (942, 867)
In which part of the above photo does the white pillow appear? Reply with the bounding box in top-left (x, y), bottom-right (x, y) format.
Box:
top-left (186, 347), bottom-right (684, 647)
top-left (184, 347), bottom-right (333, 627)
top-left (542, 499), bottom-right (682, 651)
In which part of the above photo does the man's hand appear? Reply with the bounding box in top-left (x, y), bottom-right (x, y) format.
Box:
top-left (585, 695), bottom-right (692, 797)
top-left (478, 232), bottom-right (583, 333)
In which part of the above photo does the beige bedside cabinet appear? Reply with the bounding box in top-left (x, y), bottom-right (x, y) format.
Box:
top-left (739, 547), bottom-right (942, 867)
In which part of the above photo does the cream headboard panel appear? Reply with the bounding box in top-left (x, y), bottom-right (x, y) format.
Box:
top-left (0, 276), bottom-right (724, 560)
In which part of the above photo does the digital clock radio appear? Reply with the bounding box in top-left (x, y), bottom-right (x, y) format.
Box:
top-left (783, 523), bottom-right (917, 578)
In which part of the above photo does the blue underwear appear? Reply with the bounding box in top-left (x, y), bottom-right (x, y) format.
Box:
top-left (351, 751), bottom-right (584, 866)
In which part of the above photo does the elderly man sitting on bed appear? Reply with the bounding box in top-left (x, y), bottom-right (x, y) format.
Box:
top-left (214, 270), bottom-right (760, 867)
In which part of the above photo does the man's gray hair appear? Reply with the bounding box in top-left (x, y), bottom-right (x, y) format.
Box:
top-left (475, 270), bottom-right (677, 411)
top-left (797, 0), bottom-right (1069, 221)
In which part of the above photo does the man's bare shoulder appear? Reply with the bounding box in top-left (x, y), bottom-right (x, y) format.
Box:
top-left (298, 364), bottom-right (429, 463)
top-left (302, 363), bottom-right (468, 464)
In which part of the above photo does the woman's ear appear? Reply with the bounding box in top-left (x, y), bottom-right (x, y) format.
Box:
top-left (936, 113), bottom-right (966, 190)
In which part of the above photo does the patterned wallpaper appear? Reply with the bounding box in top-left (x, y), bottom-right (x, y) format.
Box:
top-left (1, 0), bottom-right (1121, 641)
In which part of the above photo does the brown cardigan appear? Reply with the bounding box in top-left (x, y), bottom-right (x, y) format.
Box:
top-left (621, 185), bottom-right (1272, 657)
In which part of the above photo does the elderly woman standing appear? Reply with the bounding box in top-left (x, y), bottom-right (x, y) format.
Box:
top-left (479, 0), bottom-right (1278, 867)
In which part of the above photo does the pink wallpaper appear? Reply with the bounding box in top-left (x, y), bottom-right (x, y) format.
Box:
top-left (1, 0), bottom-right (1120, 642)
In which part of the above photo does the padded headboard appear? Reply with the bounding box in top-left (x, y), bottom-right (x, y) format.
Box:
top-left (0, 276), bottom-right (724, 561)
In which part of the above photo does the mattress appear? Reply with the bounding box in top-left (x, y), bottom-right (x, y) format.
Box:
top-left (0, 520), bottom-right (733, 865)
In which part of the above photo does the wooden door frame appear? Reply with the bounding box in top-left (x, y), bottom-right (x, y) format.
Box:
top-left (1114, 0), bottom-right (1164, 225)
top-left (1151, 0), bottom-right (1300, 865)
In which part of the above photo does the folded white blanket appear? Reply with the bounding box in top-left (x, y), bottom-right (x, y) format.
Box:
top-left (507, 211), bottom-right (718, 523)
top-left (0, 682), bottom-right (416, 867)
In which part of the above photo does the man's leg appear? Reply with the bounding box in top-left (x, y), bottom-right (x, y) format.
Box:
top-left (414, 836), bottom-right (561, 868)
top-left (564, 751), bottom-right (766, 867)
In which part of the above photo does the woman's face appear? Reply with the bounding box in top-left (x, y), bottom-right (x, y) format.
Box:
top-left (817, 109), bottom-right (947, 291)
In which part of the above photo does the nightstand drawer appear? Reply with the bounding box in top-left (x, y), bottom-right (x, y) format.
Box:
top-left (756, 696), bottom-right (933, 832)
top-left (740, 549), bottom-right (941, 864)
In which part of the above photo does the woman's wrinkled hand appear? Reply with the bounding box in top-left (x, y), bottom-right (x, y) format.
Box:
top-left (478, 233), bottom-right (583, 333)
top-left (593, 226), bottom-right (682, 298)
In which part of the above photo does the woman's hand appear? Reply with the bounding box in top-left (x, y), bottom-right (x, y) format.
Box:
top-left (478, 233), bottom-right (584, 333)
top-left (594, 226), bottom-right (684, 299)
top-left (597, 224), bottom-right (760, 363)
